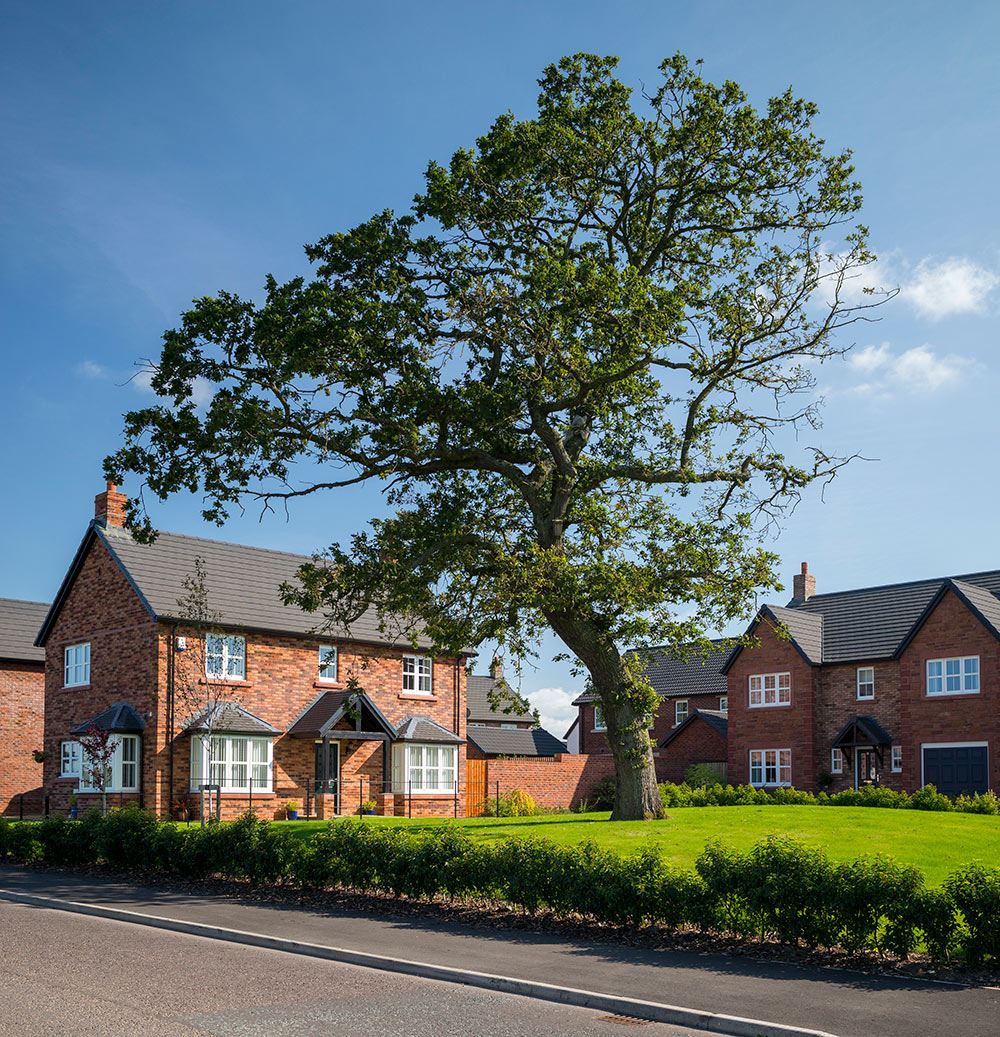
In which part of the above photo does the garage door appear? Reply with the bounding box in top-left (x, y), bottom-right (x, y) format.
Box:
top-left (922, 746), bottom-right (989, 797)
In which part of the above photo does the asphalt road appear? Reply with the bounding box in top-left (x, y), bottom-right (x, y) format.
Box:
top-left (2, 866), bottom-right (999, 1037)
top-left (0, 901), bottom-right (705, 1037)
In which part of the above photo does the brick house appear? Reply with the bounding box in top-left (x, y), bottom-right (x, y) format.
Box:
top-left (37, 484), bottom-right (473, 819)
top-left (571, 641), bottom-right (730, 778)
top-left (726, 562), bottom-right (1000, 797)
top-left (0, 598), bottom-right (48, 815)
top-left (466, 661), bottom-right (535, 730)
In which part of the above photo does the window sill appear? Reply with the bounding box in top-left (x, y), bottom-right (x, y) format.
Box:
top-left (314, 680), bottom-right (345, 689)
top-left (63, 684), bottom-right (91, 691)
top-left (199, 678), bottom-right (253, 688)
top-left (189, 790), bottom-right (274, 797)
top-left (748, 703), bottom-right (792, 709)
top-left (925, 691), bottom-right (980, 698)
top-left (398, 693), bottom-right (438, 702)
top-left (391, 790), bottom-right (457, 797)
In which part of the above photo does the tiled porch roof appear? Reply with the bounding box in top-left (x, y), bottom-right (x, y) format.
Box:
top-left (394, 716), bottom-right (463, 744)
top-left (71, 701), bottom-right (145, 735)
top-left (183, 702), bottom-right (279, 735)
top-left (288, 690), bottom-right (396, 739)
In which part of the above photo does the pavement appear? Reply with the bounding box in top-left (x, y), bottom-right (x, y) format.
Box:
top-left (1, 865), bottom-right (998, 1037)
top-left (0, 900), bottom-right (709, 1036)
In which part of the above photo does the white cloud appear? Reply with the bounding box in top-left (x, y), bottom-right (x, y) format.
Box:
top-left (76, 360), bottom-right (111, 380)
top-left (901, 257), bottom-right (999, 320)
top-left (528, 686), bottom-right (580, 738)
top-left (78, 360), bottom-right (214, 407)
top-left (848, 341), bottom-right (973, 397)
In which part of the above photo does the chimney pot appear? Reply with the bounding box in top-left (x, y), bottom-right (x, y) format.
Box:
top-left (489, 657), bottom-right (504, 681)
top-left (94, 481), bottom-right (128, 528)
top-left (792, 561), bottom-right (816, 602)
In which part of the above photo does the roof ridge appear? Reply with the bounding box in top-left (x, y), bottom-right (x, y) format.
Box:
top-left (790, 567), bottom-right (1000, 605)
top-left (0, 597), bottom-right (50, 607)
top-left (104, 523), bottom-right (322, 565)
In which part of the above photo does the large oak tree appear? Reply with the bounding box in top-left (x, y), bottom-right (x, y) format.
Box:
top-left (107, 54), bottom-right (881, 819)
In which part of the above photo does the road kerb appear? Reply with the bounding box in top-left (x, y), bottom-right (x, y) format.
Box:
top-left (0, 888), bottom-right (839, 1037)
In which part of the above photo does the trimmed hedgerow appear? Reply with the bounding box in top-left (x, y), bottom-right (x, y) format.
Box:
top-left (1, 807), bottom-right (998, 965)
top-left (658, 781), bottom-right (1000, 815)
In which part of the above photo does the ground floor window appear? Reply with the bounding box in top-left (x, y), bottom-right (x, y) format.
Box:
top-left (749, 748), bottom-right (791, 787)
top-left (831, 748), bottom-right (845, 774)
top-left (78, 734), bottom-right (141, 793)
top-left (891, 745), bottom-right (902, 772)
top-left (392, 742), bottom-right (458, 793)
top-left (190, 734), bottom-right (272, 792)
top-left (60, 740), bottom-right (81, 778)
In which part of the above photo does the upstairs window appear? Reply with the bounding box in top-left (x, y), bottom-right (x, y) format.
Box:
top-left (748, 672), bottom-right (790, 708)
top-left (674, 700), bottom-right (688, 726)
top-left (926, 656), bottom-right (979, 696)
top-left (318, 644), bottom-right (338, 682)
top-left (64, 643), bottom-right (91, 687)
top-left (593, 705), bottom-right (607, 731)
top-left (206, 634), bottom-right (246, 680)
top-left (856, 667), bottom-right (875, 700)
top-left (402, 654), bottom-right (433, 695)
top-left (719, 696), bottom-right (728, 714)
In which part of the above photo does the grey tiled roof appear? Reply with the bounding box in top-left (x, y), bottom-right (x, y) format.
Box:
top-left (52, 523), bottom-right (456, 651)
top-left (832, 714), bottom-right (893, 748)
top-left (786, 569), bottom-right (1000, 663)
top-left (467, 674), bottom-right (533, 723)
top-left (184, 702), bottom-right (279, 735)
top-left (71, 701), bottom-right (145, 735)
top-left (572, 641), bottom-right (731, 705)
top-left (394, 716), bottom-right (463, 744)
top-left (287, 691), bottom-right (396, 738)
top-left (764, 606), bottom-right (824, 665)
top-left (660, 708), bottom-right (728, 748)
top-left (467, 725), bottom-right (567, 757)
top-left (0, 598), bottom-right (47, 663)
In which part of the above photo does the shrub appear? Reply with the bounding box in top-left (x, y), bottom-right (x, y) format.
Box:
top-left (589, 776), bottom-right (616, 811)
top-left (945, 864), bottom-right (1000, 965)
top-left (910, 784), bottom-right (953, 812)
top-left (480, 788), bottom-right (539, 817)
top-left (92, 806), bottom-right (160, 871)
top-left (683, 763), bottom-right (724, 788)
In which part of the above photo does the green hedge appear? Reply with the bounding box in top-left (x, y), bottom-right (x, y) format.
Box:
top-left (1, 809), bottom-right (997, 965)
top-left (658, 781), bottom-right (1000, 814)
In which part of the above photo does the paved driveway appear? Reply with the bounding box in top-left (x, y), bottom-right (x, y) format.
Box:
top-left (0, 901), bottom-right (704, 1036)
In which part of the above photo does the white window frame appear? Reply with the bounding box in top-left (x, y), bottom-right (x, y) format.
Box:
top-left (189, 734), bottom-right (273, 793)
top-left (926, 656), bottom-right (980, 696)
top-left (831, 748), bottom-right (845, 774)
top-left (402, 654), bottom-right (433, 695)
top-left (205, 634), bottom-right (246, 680)
top-left (748, 672), bottom-right (791, 708)
top-left (674, 699), bottom-right (688, 726)
top-left (856, 666), bottom-right (875, 701)
top-left (63, 642), bottom-right (91, 687)
top-left (593, 704), bottom-right (607, 732)
top-left (318, 644), bottom-right (339, 682)
top-left (719, 695), bottom-right (728, 714)
top-left (749, 748), bottom-right (791, 787)
top-left (78, 734), bottom-right (140, 793)
top-left (891, 745), bottom-right (902, 773)
top-left (60, 740), bottom-right (81, 778)
top-left (392, 742), bottom-right (458, 794)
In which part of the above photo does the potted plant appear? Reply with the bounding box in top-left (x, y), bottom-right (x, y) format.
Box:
top-left (68, 794), bottom-right (78, 820)
top-left (360, 798), bottom-right (377, 816)
top-left (31, 749), bottom-right (47, 764)
top-left (286, 799), bottom-right (300, 821)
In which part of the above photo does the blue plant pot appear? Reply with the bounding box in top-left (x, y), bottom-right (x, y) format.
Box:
top-left (69, 807), bottom-right (78, 820)
top-left (287, 809), bottom-right (299, 820)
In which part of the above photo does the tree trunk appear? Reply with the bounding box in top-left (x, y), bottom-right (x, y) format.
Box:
top-left (547, 611), bottom-right (663, 820)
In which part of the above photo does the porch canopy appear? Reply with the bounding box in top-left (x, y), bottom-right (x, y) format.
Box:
top-left (71, 701), bottom-right (145, 735)
top-left (288, 690), bottom-right (397, 741)
top-left (832, 714), bottom-right (893, 752)
top-left (183, 701), bottom-right (279, 735)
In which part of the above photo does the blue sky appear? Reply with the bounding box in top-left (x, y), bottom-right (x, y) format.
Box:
top-left (3, 2), bottom-right (999, 735)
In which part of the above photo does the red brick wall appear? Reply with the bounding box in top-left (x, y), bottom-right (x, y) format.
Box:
top-left (0, 660), bottom-right (44, 815)
top-left (482, 753), bottom-right (617, 810)
top-left (899, 589), bottom-right (1000, 792)
top-left (727, 620), bottom-right (818, 790)
top-left (658, 717), bottom-right (728, 784)
top-left (42, 537), bottom-right (159, 815)
top-left (578, 691), bottom-right (726, 755)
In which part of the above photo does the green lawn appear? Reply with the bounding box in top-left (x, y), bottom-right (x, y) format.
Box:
top-left (274, 806), bottom-right (1000, 886)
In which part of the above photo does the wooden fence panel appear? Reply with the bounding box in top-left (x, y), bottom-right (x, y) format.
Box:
top-left (465, 758), bottom-right (488, 816)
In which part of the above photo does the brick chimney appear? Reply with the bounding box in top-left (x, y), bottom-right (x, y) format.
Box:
top-left (489, 656), bottom-right (504, 681)
top-left (792, 561), bottom-right (816, 603)
top-left (94, 481), bottom-right (128, 528)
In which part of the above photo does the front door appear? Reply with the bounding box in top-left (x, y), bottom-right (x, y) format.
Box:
top-left (855, 748), bottom-right (879, 789)
top-left (315, 741), bottom-right (340, 813)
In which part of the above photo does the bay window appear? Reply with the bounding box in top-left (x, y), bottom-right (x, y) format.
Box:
top-left (78, 734), bottom-right (140, 793)
top-left (749, 748), bottom-right (791, 787)
top-left (190, 734), bottom-right (272, 792)
top-left (748, 672), bottom-right (790, 708)
top-left (206, 634), bottom-right (246, 680)
top-left (392, 743), bottom-right (458, 793)
top-left (402, 654), bottom-right (433, 695)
